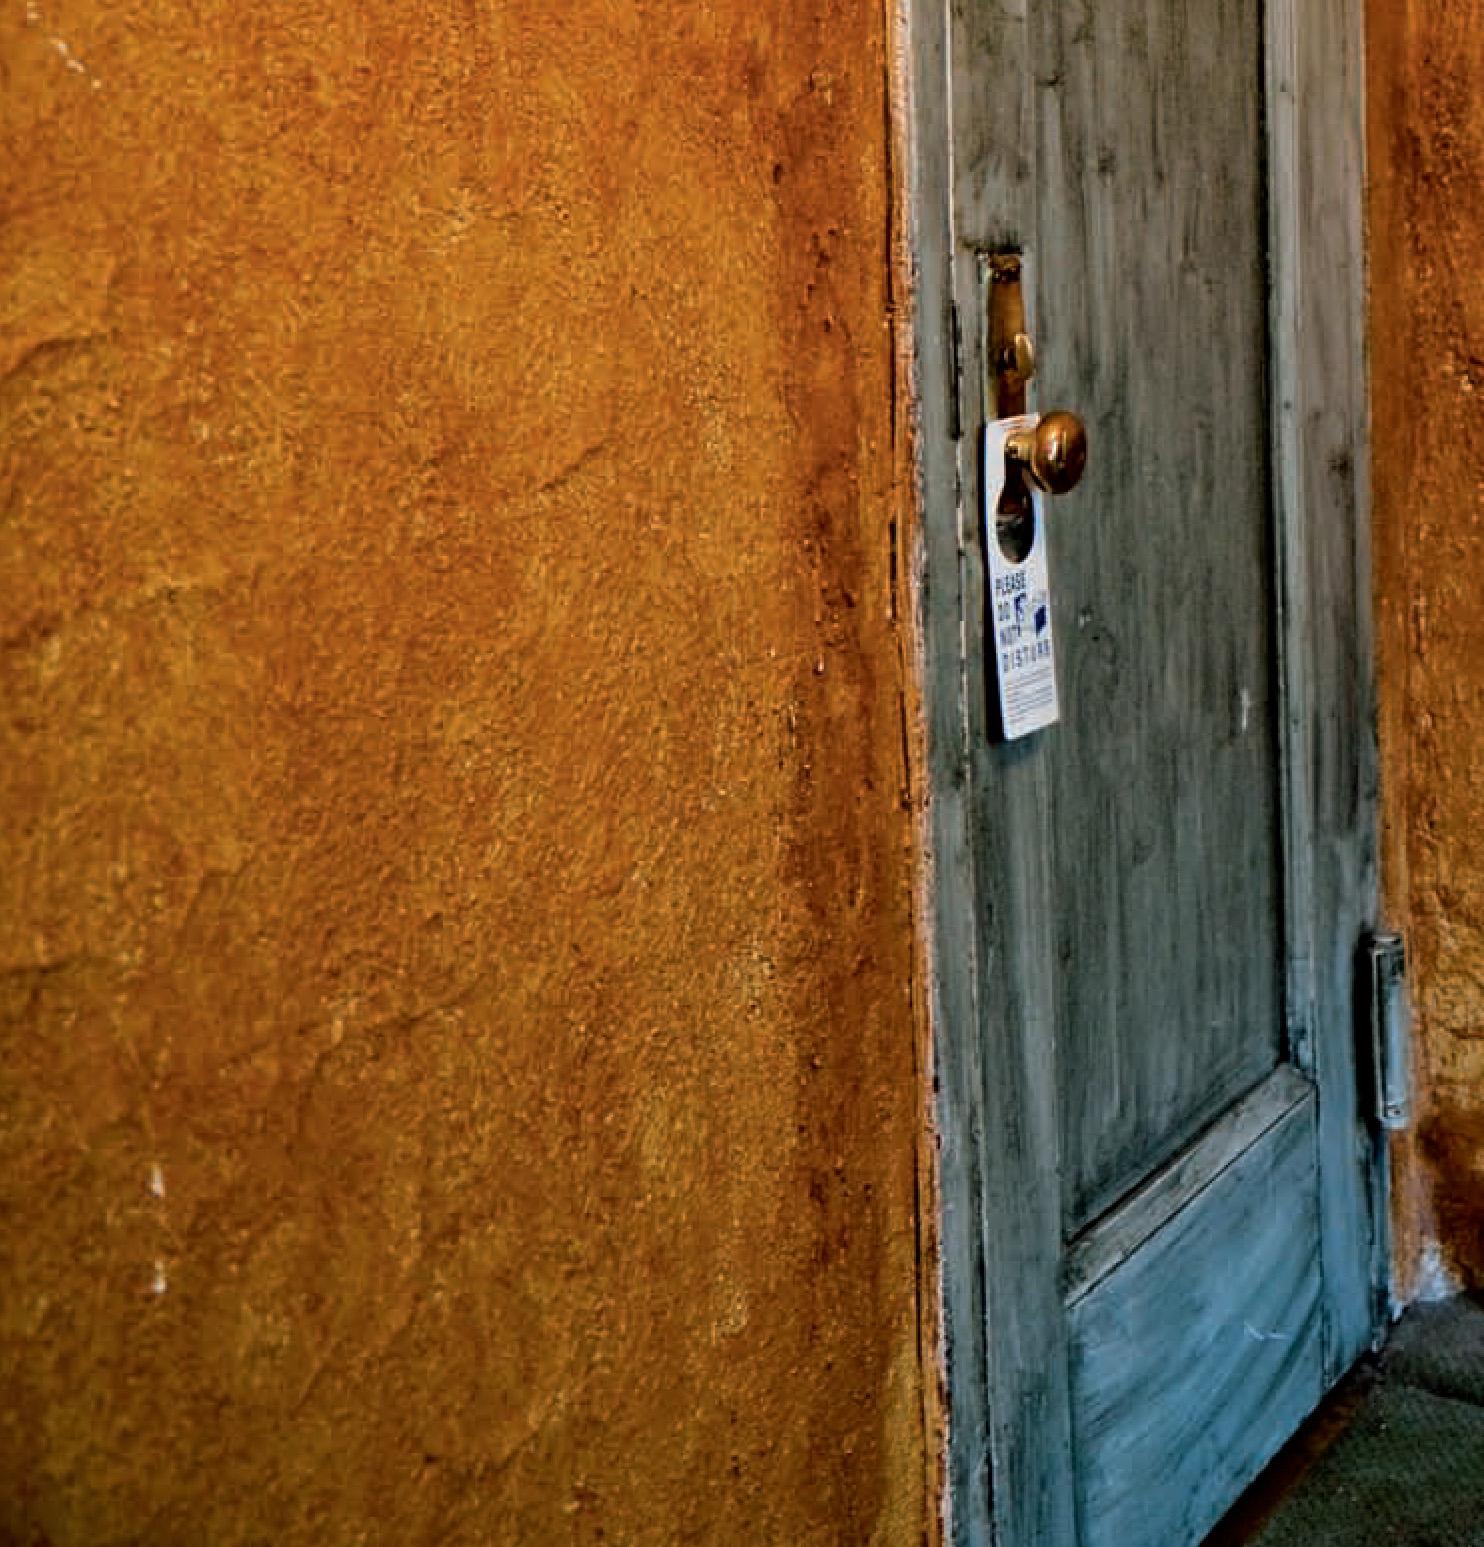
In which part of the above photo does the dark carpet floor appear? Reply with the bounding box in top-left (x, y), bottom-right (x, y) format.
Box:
top-left (1212, 1293), bottom-right (1484, 1545)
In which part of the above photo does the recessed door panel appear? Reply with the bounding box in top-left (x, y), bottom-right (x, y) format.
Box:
top-left (1034, 0), bottom-right (1282, 1234)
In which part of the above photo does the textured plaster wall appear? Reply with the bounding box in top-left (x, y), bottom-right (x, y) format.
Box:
top-left (1369, 0), bottom-right (1484, 1294)
top-left (0, 2), bottom-right (937, 1540)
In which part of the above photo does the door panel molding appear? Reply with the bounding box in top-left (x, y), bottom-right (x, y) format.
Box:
top-left (1064, 1064), bottom-right (1312, 1306)
top-left (902, 0), bottom-right (1378, 1540)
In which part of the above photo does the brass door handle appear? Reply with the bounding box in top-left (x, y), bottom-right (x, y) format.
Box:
top-left (1006, 410), bottom-right (1088, 496)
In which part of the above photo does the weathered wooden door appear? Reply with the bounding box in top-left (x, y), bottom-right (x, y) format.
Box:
top-left (910, 2), bottom-right (1380, 1543)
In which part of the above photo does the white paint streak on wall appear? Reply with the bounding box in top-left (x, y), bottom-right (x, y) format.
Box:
top-left (1413, 1240), bottom-right (1462, 1305)
top-left (49, 34), bottom-right (84, 71)
top-left (21, 1), bottom-right (101, 87)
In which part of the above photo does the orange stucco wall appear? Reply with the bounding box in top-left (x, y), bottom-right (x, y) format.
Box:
top-left (1370, 0), bottom-right (1484, 1294)
top-left (1, 3), bottom-right (938, 1539)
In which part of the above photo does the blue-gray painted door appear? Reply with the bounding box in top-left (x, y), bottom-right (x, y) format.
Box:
top-left (932, 1), bottom-right (1378, 1542)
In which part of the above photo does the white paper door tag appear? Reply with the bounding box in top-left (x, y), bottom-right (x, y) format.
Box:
top-left (983, 414), bottom-right (1060, 739)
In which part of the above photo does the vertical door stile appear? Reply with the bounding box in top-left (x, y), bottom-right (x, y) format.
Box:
top-left (950, 0), bottom-right (1081, 1540)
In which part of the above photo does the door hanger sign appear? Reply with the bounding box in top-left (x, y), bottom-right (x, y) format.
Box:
top-left (984, 414), bottom-right (1060, 739)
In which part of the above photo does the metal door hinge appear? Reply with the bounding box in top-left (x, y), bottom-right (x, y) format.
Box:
top-left (1364, 931), bottom-right (1411, 1132)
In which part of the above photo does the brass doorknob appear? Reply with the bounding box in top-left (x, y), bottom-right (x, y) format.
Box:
top-left (1006, 410), bottom-right (1088, 496)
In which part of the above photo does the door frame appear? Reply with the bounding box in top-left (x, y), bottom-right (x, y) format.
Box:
top-left (901, 0), bottom-right (1381, 1539)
